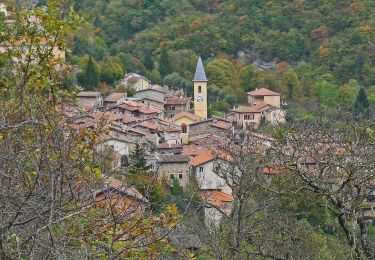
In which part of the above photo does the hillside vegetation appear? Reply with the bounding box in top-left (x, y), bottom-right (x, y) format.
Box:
top-left (69, 0), bottom-right (375, 109)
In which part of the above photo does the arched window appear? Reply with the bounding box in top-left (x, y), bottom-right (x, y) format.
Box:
top-left (181, 123), bottom-right (187, 133)
top-left (198, 85), bottom-right (202, 93)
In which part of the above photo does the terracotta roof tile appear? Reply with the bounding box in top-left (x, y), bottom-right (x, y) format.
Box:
top-left (200, 191), bottom-right (233, 207)
top-left (208, 121), bottom-right (231, 130)
top-left (165, 97), bottom-right (191, 105)
top-left (98, 175), bottom-right (148, 203)
top-left (173, 111), bottom-right (202, 122)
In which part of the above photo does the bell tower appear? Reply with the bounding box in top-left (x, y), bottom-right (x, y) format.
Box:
top-left (193, 57), bottom-right (208, 119)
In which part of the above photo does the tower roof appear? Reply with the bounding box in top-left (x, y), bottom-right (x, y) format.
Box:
top-left (193, 57), bottom-right (207, 82)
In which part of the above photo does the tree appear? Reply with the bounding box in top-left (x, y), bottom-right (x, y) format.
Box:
top-left (238, 64), bottom-right (261, 92)
top-left (205, 59), bottom-right (235, 88)
top-left (339, 79), bottom-right (360, 108)
top-left (127, 143), bottom-right (166, 206)
top-left (142, 52), bottom-right (154, 71)
top-left (100, 56), bottom-right (124, 84)
top-left (354, 88), bottom-right (370, 119)
top-left (77, 55), bottom-right (100, 89)
top-left (281, 69), bottom-right (304, 103)
top-left (127, 143), bottom-right (151, 176)
top-left (159, 48), bottom-right (172, 78)
top-left (0, 2), bottom-right (181, 258)
top-left (148, 68), bottom-right (162, 84)
top-left (273, 109), bottom-right (375, 259)
top-left (199, 131), bottom-right (347, 259)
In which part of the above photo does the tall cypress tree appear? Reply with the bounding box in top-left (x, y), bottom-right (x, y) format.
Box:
top-left (159, 48), bottom-right (172, 78)
top-left (78, 56), bottom-right (100, 90)
top-left (354, 88), bottom-right (370, 119)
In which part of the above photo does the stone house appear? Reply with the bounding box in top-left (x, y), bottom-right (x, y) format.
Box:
top-left (162, 127), bottom-right (182, 145)
top-left (137, 96), bottom-right (165, 110)
top-left (164, 97), bottom-right (191, 119)
top-left (104, 92), bottom-right (126, 108)
top-left (156, 154), bottom-right (190, 189)
top-left (247, 87), bottom-right (281, 108)
top-left (76, 91), bottom-right (103, 108)
top-left (188, 118), bottom-right (232, 138)
top-left (119, 73), bottom-right (151, 91)
top-left (135, 85), bottom-right (165, 102)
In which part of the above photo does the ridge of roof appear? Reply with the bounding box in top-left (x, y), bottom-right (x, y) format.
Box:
top-left (247, 87), bottom-right (281, 96)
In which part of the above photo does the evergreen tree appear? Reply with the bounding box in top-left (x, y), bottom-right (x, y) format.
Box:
top-left (159, 48), bottom-right (172, 78)
top-left (127, 143), bottom-right (151, 176)
top-left (142, 52), bottom-right (154, 71)
top-left (354, 88), bottom-right (370, 119)
top-left (77, 56), bottom-right (100, 89)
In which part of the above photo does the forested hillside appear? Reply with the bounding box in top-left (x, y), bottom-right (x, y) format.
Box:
top-left (67, 0), bottom-right (375, 110)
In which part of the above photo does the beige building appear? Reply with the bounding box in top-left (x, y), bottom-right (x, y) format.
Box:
top-left (231, 103), bottom-right (285, 129)
top-left (119, 73), bottom-right (151, 91)
top-left (172, 111), bottom-right (202, 144)
top-left (247, 87), bottom-right (281, 108)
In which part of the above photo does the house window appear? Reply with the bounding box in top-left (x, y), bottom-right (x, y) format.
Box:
top-left (171, 106), bottom-right (175, 110)
top-left (170, 174), bottom-right (175, 180)
top-left (198, 85), bottom-right (202, 93)
top-left (179, 174), bottom-right (183, 179)
top-left (199, 166), bottom-right (204, 173)
top-left (150, 164), bottom-right (155, 170)
top-left (120, 156), bottom-right (128, 168)
top-left (181, 123), bottom-right (187, 133)
top-left (244, 114), bottom-right (254, 120)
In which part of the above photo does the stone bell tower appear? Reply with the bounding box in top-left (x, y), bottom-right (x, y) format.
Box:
top-left (193, 57), bottom-right (208, 120)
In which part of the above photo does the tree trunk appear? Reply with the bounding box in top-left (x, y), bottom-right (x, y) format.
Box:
top-left (337, 214), bottom-right (361, 259)
top-left (358, 219), bottom-right (374, 259)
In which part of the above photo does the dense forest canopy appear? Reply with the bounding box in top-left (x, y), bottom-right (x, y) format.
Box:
top-left (69, 0), bottom-right (375, 83)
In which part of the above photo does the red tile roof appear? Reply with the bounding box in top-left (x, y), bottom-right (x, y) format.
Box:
top-left (200, 191), bottom-right (233, 207)
top-left (164, 127), bottom-right (182, 133)
top-left (190, 149), bottom-right (231, 167)
top-left (247, 87), bottom-right (281, 96)
top-left (208, 121), bottom-right (231, 130)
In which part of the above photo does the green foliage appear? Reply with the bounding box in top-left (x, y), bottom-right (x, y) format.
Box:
top-left (77, 55), bottom-right (100, 89)
top-left (367, 86), bottom-right (375, 105)
top-left (163, 72), bottom-right (193, 95)
top-left (313, 80), bottom-right (339, 106)
top-left (159, 48), bottom-right (172, 78)
top-left (148, 68), bottom-right (162, 85)
top-left (127, 143), bottom-right (151, 176)
top-left (100, 56), bottom-right (124, 84)
top-left (72, 25), bottom-right (109, 60)
top-left (354, 88), bottom-right (370, 119)
top-left (238, 65), bottom-right (261, 92)
top-left (338, 79), bottom-right (360, 108)
top-left (205, 59), bottom-right (235, 88)
top-left (281, 69), bottom-right (304, 103)
top-left (211, 101), bottom-right (230, 113)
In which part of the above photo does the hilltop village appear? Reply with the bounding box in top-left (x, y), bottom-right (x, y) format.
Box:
top-left (66, 57), bottom-right (286, 227)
